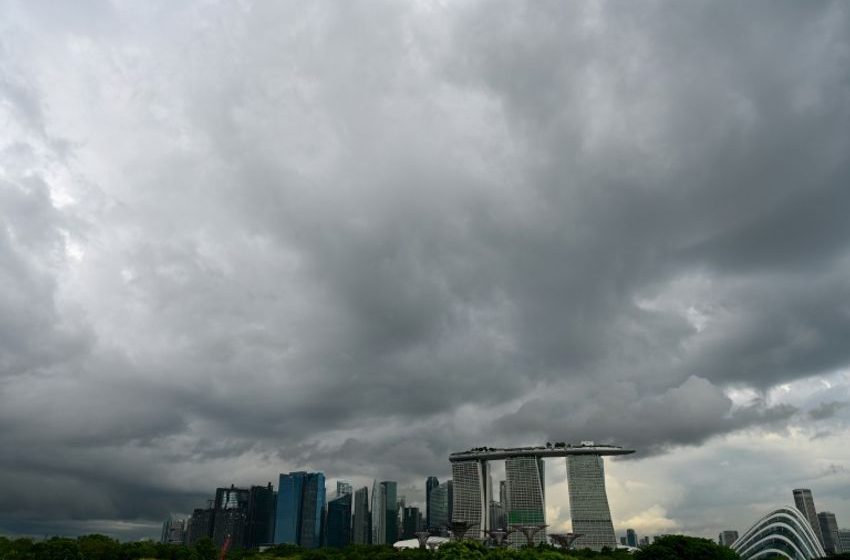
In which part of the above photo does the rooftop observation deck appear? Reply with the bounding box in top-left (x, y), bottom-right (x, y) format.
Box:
top-left (449, 442), bottom-right (635, 462)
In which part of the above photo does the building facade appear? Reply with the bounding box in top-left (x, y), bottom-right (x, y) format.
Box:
top-left (793, 489), bottom-right (825, 546)
top-left (505, 456), bottom-right (546, 547)
top-left (733, 506), bottom-right (825, 560)
top-left (426, 476), bottom-right (439, 531)
top-left (274, 471), bottom-right (325, 548)
top-left (719, 530), bottom-right (739, 547)
top-left (186, 507), bottom-right (215, 545)
top-left (567, 455), bottom-right (617, 550)
top-left (817, 512), bottom-right (839, 554)
top-left (213, 486), bottom-right (250, 549)
top-left (626, 528), bottom-right (638, 548)
top-left (429, 481), bottom-right (450, 533)
top-left (325, 493), bottom-right (352, 548)
top-left (245, 483), bottom-right (276, 548)
top-left (451, 460), bottom-right (491, 539)
top-left (352, 486), bottom-right (371, 544)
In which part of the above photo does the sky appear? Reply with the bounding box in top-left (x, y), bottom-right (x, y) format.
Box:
top-left (2, 0), bottom-right (850, 543)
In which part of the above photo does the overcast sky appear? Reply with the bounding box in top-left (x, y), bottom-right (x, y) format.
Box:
top-left (2, 0), bottom-right (850, 542)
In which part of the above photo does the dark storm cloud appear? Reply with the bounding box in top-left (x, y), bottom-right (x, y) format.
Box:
top-left (809, 401), bottom-right (848, 421)
top-left (1, 0), bottom-right (850, 539)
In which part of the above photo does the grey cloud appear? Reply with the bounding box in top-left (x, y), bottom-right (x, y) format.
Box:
top-left (809, 400), bottom-right (848, 421)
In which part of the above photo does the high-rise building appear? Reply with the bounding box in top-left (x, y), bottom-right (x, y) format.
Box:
top-left (447, 480), bottom-right (453, 524)
top-left (326, 493), bottom-right (352, 548)
top-left (505, 456), bottom-right (546, 547)
top-left (402, 506), bottom-right (422, 539)
top-left (336, 481), bottom-right (353, 498)
top-left (186, 506), bottom-right (215, 545)
top-left (489, 501), bottom-right (506, 531)
top-left (429, 482), bottom-right (450, 533)
top-left (837, 529), bottom-right (850, 553)
top-left (718, 530), bottom-right (739, 547)
top-left (160, 518), bottom-right (186, 544)
top-left (245, 483), bottom-right (276, 548)
top-left (451, 461), bottom-right (491, 539)
top-left (626, 528), bottom-right (638, 547)
top-left (371, 480), bottom-right (384, 545)
top-left (383, 481), bottom-right (398, 544)
top-left (426, 477), bottom-right (439, 531)
top-left (396, 496), bottom-right (406, 541)
top-left (213, 485), bottom-right (250, 549)
top-left (274, 471), bottom-right (325, 548)
top-left (352, 486), bottom-right (370, 544)
top-left (567, 455), bottom-right (617, 550)
top-left (794, 489), bottom-right (825, 546)
top-left (818, 512), bottom-right (840, 554)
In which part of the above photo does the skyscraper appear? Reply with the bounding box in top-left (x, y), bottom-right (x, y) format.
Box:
top-left (451, 460), bottom-right (491, 539)
top-left (274, 471), bottom-right (326, 548)
top-left (336, 481), bottom-right (353, 498)
top-left (429, 481), bottom-right (450, 533)
top-left (382, 481), bottom-right (398, 544)
top-left (213, 485), bottom-right (250, 548)
top-left (160, 518), bottom-right (186, 544)
top-left (245, 483), bottom-right (276, 548)
top-left (298, 473), bottom-right (325, 549)
top-left (325, 492), bottom-right (352, 548)
top-left (818, 512), bottom-right (840, 554)
top-left (186, 506), bottom-right (215, 545)
top-left (402, 506), bottom-right (422, 539)
top-left (371, 480), bottom-right (384, 545)
top-left (718, 530), bottom-right (739, 547)
top-left (505, 456), bottom-right (546, 547)
top-left (426, 476), bottom-right (439, 530)
top-left (794, 489), bottom-right (825, 546)
top-left (352, 486), bottom-right (371, 544)
top-left (626, 528), bottom-right (638, 548)
top-left (567, 455), bottom-right (617, 551)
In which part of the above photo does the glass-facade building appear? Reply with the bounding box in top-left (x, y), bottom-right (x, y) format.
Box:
top-left (274, 471), bottom-right (325, 548)
top-left (793, 489), bottom-right (825, 546)
top-left (426, 476), bottom-right (439, 530)
top-left (352, 486), bottom-right (371, 544)
top-left (245, 483), bottom-right (276, 548)
top-left (567, 455), bottom-right (617, 551)
top-left (733, 506), bottom-right (826, 560)
top-left (505, 456), bottom-right (546, 547)
top-left (326, 493), bottom-right (352, 548)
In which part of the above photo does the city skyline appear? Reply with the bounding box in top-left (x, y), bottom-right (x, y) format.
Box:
top-left (2, 0), bottom-right (850, 544)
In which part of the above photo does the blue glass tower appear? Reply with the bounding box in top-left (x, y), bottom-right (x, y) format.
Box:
top-left (274, 471), bottom-right (326, 548)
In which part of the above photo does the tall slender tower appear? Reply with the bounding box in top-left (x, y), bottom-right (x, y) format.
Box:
top-left (371, 480), bottom-right (384, 544)
top-left (794, 489), bottom-right (825, 546)
top-left (352, 486), bottom-right (370, 544)
top-left (505, 456), bottom-right (546, 547)
top-left (451, 460), bottom-right (491, 538)
top-left (567, 455), bottom-right (617, 551)
top-left (426, 476), bottom-right (439, 530)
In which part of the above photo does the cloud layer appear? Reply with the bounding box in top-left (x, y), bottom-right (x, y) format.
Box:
top-left (1, 0), bottom-right (850, 540)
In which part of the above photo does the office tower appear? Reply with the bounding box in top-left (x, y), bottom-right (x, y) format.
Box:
top-left (352, 486), bottom-right (370, 544)
top-left (245, 483), bottom-right (276, 548)
top-left (186, 506), bottom-right (215, 545)
top-left (429, 481), bottom-right (450, 533)
top-left (499, 481), bottom-right (507, 509)
top-left (336, 481), bottom-right (353, 498)
top-left (718, 530), bottom-right (739, 547)
top-left (818, 512), bottom-right (840, 554)
top-left (299, 473), bottom-right (325, 548)
top-left (402, 507), bottom-right (421, 539)
top-left (396, 496), bottom-right (406, 541)
top-left (620, 537), bottom-right (627, 545)
top-left (626, 528), bottom-right (638, 547)
top-left (794, 489), bottom-right (825, 546)
top-left (505, 456), bottom-right (546, 547)
top-left (567, 455), bottom-right (617, 550)
top-left (489, 501), bottom-right (506, 530)
top-left (161, 518), bottom-right (186, 544)
top-left (275, 471), bottom-right (326, 548)
top-left (382, 481), bottom-right (399, 544)
top-left (451, 460), bottom-right (491, 538)
top-left (326, 492), bottom-right (352, 548)
top-left (213, 485), bottom-right (250, 548)
top-left (447, 480), bottom-right (453, 523)
top-left (838, 529), bottom-right (850, 553)
top-left (426, 477), bottom-right (439, 530)
top-left (371, 480), bottom-right (384, 545)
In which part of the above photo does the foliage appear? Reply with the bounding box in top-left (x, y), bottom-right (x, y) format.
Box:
top-left (632, 536), bottom-right (740, 560)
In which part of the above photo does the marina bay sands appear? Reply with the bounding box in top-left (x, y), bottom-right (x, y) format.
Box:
top-left (449, 442), bottom-right (635, 550)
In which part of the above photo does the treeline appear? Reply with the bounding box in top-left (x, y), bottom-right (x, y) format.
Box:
top-left (0, 535), bottom-right (743, 560)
